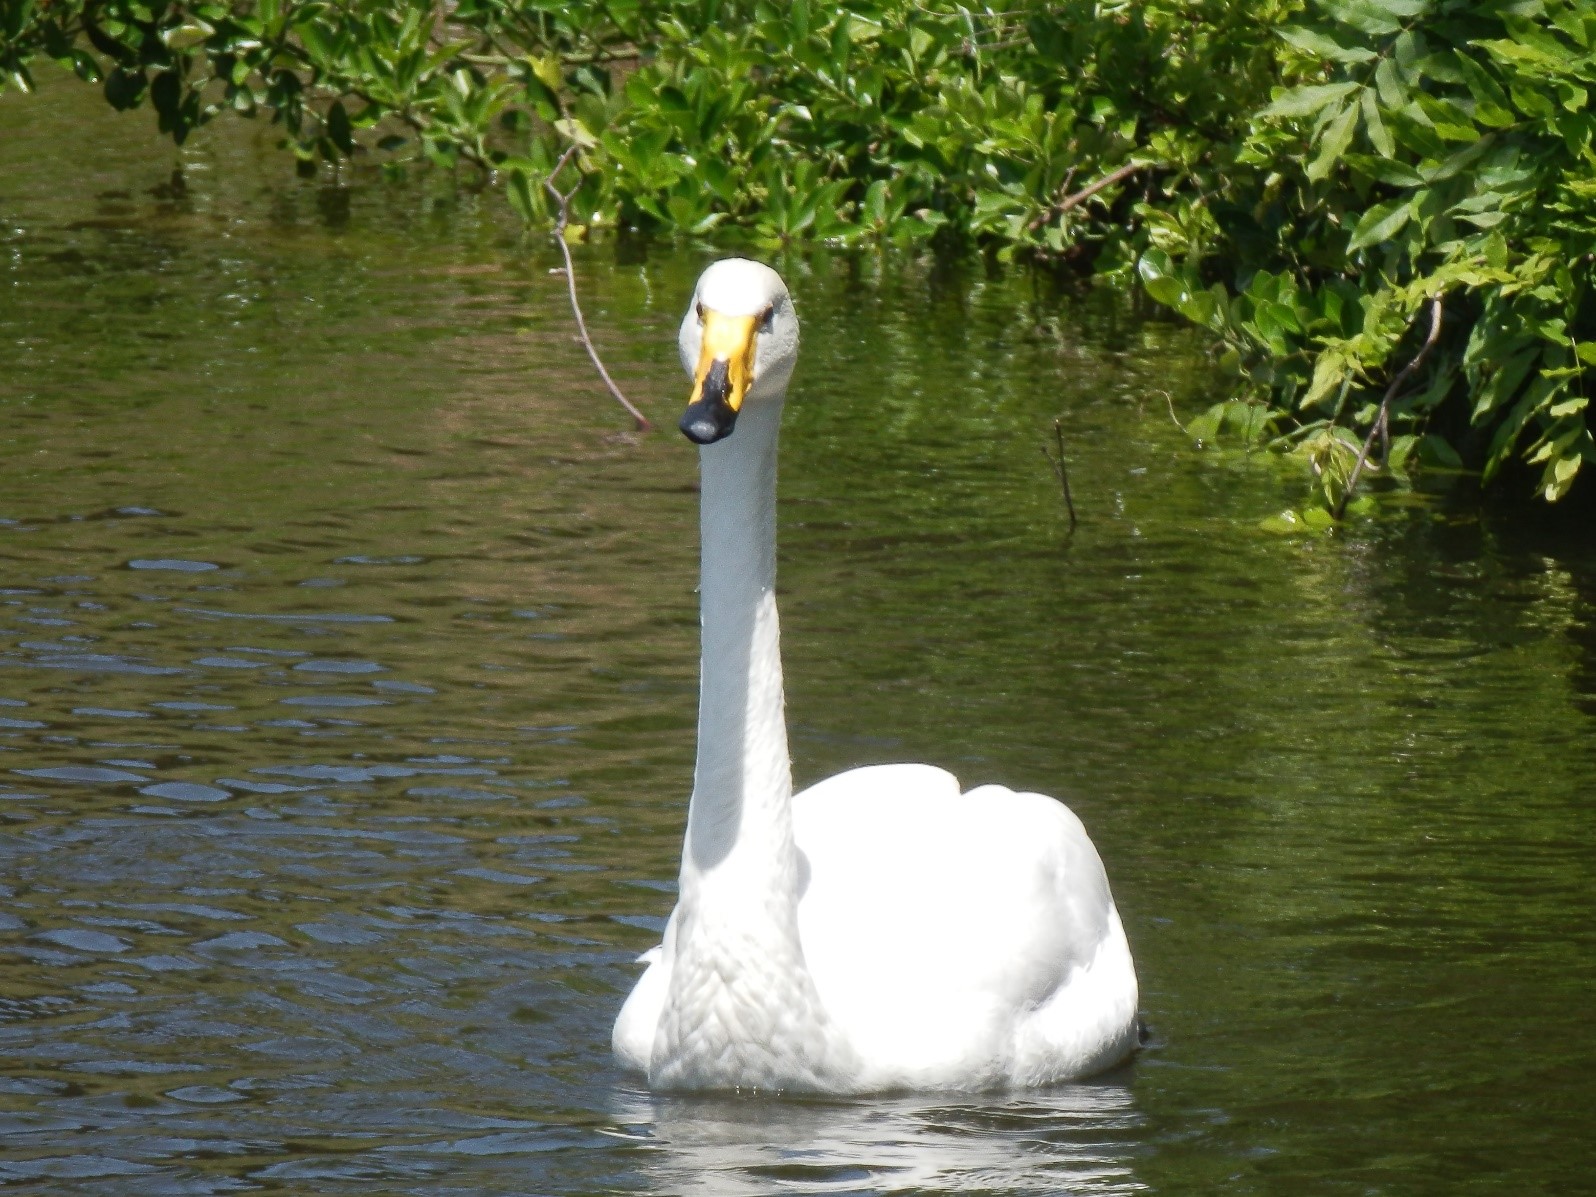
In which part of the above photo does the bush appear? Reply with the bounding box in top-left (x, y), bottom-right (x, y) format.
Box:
top-left (3, 0), bottom-right (1591, 510)
top-left (1142, 0), bottom-right (1596, 510)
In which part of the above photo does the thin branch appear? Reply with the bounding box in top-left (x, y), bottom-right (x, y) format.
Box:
top-left (1057, 160), bottom-right (1154, 214)
top-left (1333, 295), bottom-right (1444, 519)
top-left (1029, 159), bottom-right (1157, 235)
top-left (1158, 389), bottom-right (1188, 437)
top-left (1040, 419), bottom-right (1079, 532)
top-left (544, 144), bottom-right (651, 432)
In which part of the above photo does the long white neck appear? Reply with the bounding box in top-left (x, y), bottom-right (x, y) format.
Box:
top-left (651, 396), bottom-right (856, 1092)
top-left (681, 395), bottom-right (795, 900)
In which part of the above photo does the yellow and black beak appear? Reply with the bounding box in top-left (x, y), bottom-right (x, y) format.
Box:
top-left (681, 308), bottom-right (759, 445)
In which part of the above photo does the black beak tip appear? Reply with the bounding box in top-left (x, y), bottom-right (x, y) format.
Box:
top-left (679, 402), bottom-right (737, 445)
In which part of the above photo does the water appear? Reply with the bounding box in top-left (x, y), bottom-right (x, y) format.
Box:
top-left (2, 81), bottom-right (1594, 1195)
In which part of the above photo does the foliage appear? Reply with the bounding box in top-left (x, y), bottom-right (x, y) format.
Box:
top-left (0, 0), bottom-right (1291, 261)
top-left (2, 0), bottom-right (1593, 509)
top-left (1141, 0), bottom-right (1596, 512)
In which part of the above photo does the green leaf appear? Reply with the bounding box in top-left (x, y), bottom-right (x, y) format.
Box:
top-left (1304, 350), bottom-right (1349, 408)
top-left (1137, 248), bottom-right (1176, 287)
top-left (1423, 137), bottom-right (1492, 183)
top-left (554, 118), bottom-right (597, 149)
top-left (1144, 274), bottom-right (1186, 307)
top-left (1387, 433), bottom-right (1419, 469)
top-left (1187, 402), bottom-right (1229, 442)
top-left (151, 69), bottom-right (180, 124)
top-left (296, 18), bottom-right (335, 62)
top-left (1453, 51), bottom-right (1516, 128)
top-left (1343, 153), bottom-right (1426, 186)
top-left (505, 167), bottom-right (535, 224)
top-left (1259, 510), bottom-right (1308, 534)
top-left (1348, 198), bottom-right (1411, 250)
top-left (326, 99), bottom-right (353, 154)
top-left (1415, 93), bottom-right (1481, 142)
top-left (1544, 450), bottom-right (1582, 500)
top-left (1307, 101), bottom-right (1360, 180)
top-left (1360, 88), bottom-right (1395, 157)
top-left (69, 51), bottom-right (101, 83)
top-left (529, 53), bottom-right (563, 94)
top-left (1374, 58), bottom-right (1406, 109)
top-left (1320, 0), bottom-right (1419, 36)
top-left (1261, 81), bottom-right (1360, 120)
top-left (1278, 26), bottom-right (1377, 63)
top-left (1508, 78), bottom-right (1556, 119)
top-left (1177, 287), bottom-right (1221, 329)
top-left (162, 20), bottom-right (214, 51)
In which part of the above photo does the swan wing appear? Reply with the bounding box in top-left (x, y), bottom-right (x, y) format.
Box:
top-left (612, 922), bottom-right (673, 1074)
top-left (792, 763), bottom-right (1137, 1088)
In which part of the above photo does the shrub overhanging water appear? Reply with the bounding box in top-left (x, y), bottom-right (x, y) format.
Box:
top-left (4, 0), bottom-right (1592, 511)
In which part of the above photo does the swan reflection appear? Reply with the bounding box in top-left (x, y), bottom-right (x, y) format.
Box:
top-left (610, 1072), bottom-right (1143, 1195)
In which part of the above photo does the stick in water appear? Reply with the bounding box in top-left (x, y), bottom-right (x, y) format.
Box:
top-left (544, 144), bottom-right (652, 432)
top-left (1040, 419), bottom-right (1079, 532)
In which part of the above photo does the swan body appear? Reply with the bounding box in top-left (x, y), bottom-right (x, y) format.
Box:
top-left (613, 259), bottom-right (1139, 1093)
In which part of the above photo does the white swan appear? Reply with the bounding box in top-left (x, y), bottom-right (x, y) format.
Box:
top-left (613, 258), bottom-right (1139, 1093)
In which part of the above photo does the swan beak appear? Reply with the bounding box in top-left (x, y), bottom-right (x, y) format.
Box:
top-left (681, 310), bottom-right (758, 445)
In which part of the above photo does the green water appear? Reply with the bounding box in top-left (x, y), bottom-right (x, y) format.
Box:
top-left (2, 82), bottom-right (1594, 1196)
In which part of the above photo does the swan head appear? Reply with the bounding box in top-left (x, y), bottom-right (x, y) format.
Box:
top-left (678, 259), bottom-right (799, 444)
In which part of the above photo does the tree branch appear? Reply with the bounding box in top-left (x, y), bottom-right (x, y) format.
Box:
top-left (1057, 160), bottom-right (1154, 214)
top-left (1333, 295), bottom-right (1444, 519)
top-left (544, 144), bottom-right (651, 432)
top-left (1029, 159), bottom-right (1156, 233)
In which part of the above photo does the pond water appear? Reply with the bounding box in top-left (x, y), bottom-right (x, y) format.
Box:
top-left (2, 82), bottom-right (1594, 1196)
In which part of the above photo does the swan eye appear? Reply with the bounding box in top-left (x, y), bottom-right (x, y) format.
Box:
top-left (696, 302), bottom-right (706, 326)
top-left (757, 304), bottom-right (775, 334)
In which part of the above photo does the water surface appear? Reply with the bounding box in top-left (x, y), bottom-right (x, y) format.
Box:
top-left (2, 81), bottom-right (1594, 1195)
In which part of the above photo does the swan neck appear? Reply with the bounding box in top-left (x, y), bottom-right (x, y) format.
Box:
top-left (684, 398), bottom-right (791, 883)
top-left (655, 392), bottom-right (862, 1093)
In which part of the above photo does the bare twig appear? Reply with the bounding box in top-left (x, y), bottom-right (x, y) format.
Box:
top-left (544, 144), bottom-right (651, 431)
top-left (1040, 419), bottom-right (1079, 531)
top-left (1159, 389), bottom-right (1188, 436)
top-left (1027, 160), bottom-right (1155, 234)
top-left (1057, 160), bottom-right (1153, 214)
top-left (1333, 295), bottom-right (1444, 519)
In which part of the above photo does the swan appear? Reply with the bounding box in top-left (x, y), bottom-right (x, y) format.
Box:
top-left (612, 258), bottom-right (1140, 1093)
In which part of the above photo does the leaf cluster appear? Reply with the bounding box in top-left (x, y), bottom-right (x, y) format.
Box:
top-left (1138, 0), bottom-right (1596, 511)
top-left (0, 1), bottom-right (1289, 247)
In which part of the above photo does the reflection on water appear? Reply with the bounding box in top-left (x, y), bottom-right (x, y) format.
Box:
top-left (614, 1080), bottom-right (1143, 1195)
top-left (3, 76), bottom-right (1596, 1196)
